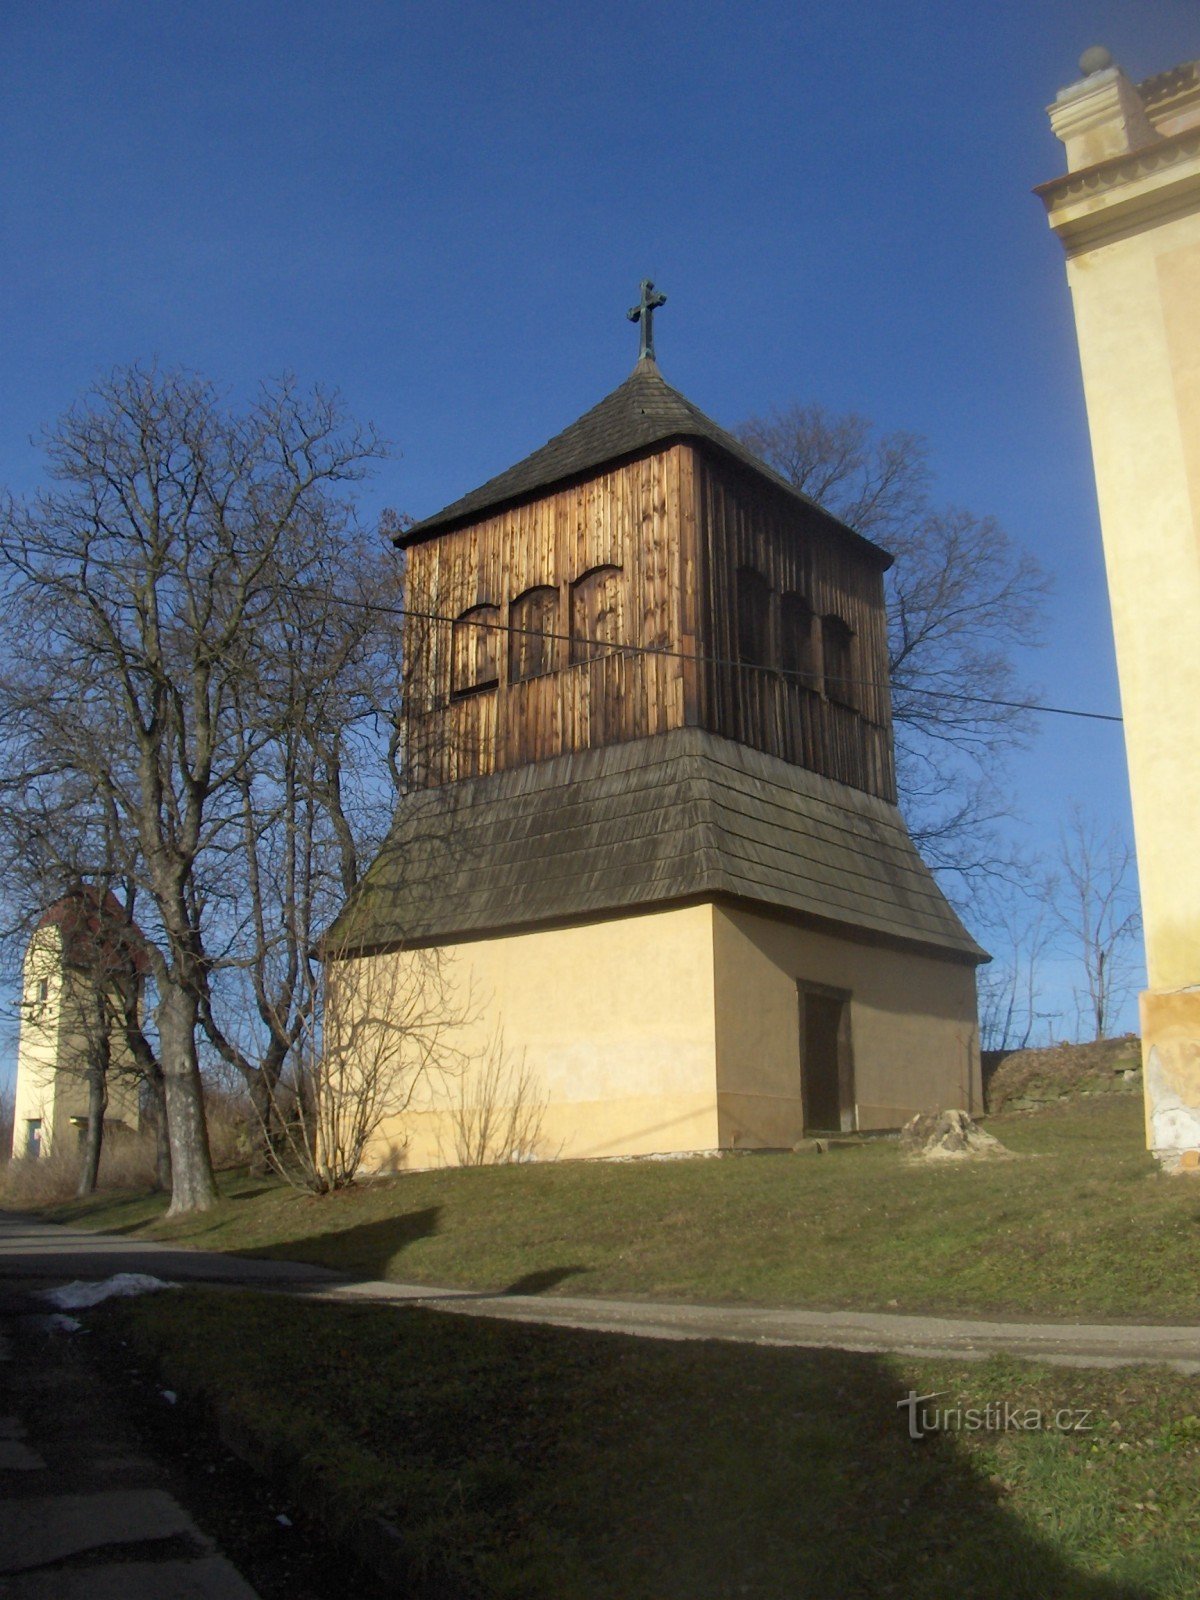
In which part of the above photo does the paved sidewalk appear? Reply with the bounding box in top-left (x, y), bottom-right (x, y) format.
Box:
top-left (321, 1279), bottom-right (1200, 1372)
top-left (0, 1283), bottom-right (261, 1599)
top-left (3, 1211), bottom-right (1198, 1373)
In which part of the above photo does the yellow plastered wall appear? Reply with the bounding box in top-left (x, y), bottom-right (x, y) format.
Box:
top-left (712, 905), bottom-right (981, 1141)
top-left (12, 926), bottom-right (142, 1159)
top-left (1043, 73), bottom-right (1200, 1162)
top-left (12, 928), bottom-right (63, 1157)
top-left (352, 900), bottom-right (980, 1173)
top-left (1064, 212), bottom-right (1200, 997)
top-left (360, 903), bottom-right (720, 1170)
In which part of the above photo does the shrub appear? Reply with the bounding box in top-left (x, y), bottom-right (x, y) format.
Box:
top-left (0, 1128), bottom-right (160, 1204)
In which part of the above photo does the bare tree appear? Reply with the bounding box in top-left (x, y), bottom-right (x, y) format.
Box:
top-left (69, 892), bottom-right (156, 1197)
top-left (260, 941), bottom-right (463, 1193)
top-left (1051, 805), bottom-right (1143, 1041)
top-left (0, 1081), bottom-right (13, 1167)
top-left (448, 1028), bottom-right (552, 1167)
top-left (194, 530), bottom-right (404, 1169)
top-left (976, 888), bottom-right (1059, 1053)
top-left (0, 756), bottom-right (163, 1196)
top-left (0, 366), bottom-right (385, 1213)
top-left (736, 404), bottom-right (1048, 897)
top-left (3, 889), bottom-right (139, 1198)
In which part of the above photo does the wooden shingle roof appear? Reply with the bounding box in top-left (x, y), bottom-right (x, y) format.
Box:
top-left (399, 359), bottom-right (891, 567)
top-left (327, 729), bottom-right (984, 962)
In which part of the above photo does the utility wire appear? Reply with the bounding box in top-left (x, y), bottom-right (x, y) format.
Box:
top-left (0, 538), bottom-right (1122, 725)
top-left (299, 587), bottom-right (1125, 727)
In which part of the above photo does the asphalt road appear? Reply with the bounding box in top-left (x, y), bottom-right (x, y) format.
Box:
top-left (0, 1213), bottom-right (340, 1291)
top-left (0, 1280), bottom-right (265, 1599)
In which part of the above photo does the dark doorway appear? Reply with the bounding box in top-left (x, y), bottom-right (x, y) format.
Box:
top-left (800, 988), bottom-right (854, 1133)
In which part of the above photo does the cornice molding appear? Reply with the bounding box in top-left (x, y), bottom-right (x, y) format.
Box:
top-left (1138, 58), bottom-right (1200, 109)
top-left (1038, 130), bottom-right (1200, 257)
top-left (1037, 124), bottom-right (1200, 209)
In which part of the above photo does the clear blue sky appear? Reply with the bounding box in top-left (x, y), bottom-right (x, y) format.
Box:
top-left (2, 1), bottom-right (1195, 1045)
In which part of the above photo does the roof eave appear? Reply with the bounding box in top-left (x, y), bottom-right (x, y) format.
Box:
top-left (396, 432), bottom-right (893, 569)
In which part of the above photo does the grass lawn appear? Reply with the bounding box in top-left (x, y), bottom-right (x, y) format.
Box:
top-left (100, 1287), bottom-right (1200, 1598)
top-left (35, 1097), bottom-right (1200, 1321)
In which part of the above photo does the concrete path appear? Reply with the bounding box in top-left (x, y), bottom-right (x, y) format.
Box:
top-left (2, 1211), bottom-right (1198, 1374)
top-left (0, 1283), bottom-right (261, 1599)
top-left (322, 1279), bottom-right (1200, 1372)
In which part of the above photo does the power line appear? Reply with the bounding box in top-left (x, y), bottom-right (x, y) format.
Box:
top-left (0, 539), bottom-right (1123, 726)
top-left (306, 588), bottom-right (1125, 727)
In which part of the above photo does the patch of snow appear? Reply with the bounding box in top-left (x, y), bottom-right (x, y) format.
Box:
top-left (43, 1273), bottom-right (177, 1310)
top-left (44, 1313), bottom-right (83, 1334)
top-left (604, 1147), bottom-right (725, 1164)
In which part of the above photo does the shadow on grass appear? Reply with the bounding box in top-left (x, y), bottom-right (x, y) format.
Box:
top-left (33, 1193), bottom-right (170, 1235)
top-left (78, 1217), bottom-right (165, 1238)
top-left (502, 1266), bottom-right (590, 1296)
top-left (427, 1326), bottom-right (1167, 1599)
top-left (232, 1213), bottom-right (592, 1298)
top-left (230, 1207), bottom-right (444, 1280)
top-left (585, 1340), bottom-right (1159, 1600)
top-left (120, 1290), bottom-right (1165, 1600)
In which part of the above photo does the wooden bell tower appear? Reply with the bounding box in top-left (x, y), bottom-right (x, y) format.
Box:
top-left (332, 287), bottom-right (984, 1170)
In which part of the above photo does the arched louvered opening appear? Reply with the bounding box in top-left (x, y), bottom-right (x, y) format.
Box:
top-left (509, 586), bottom-right (560, 683)
top-left (569, 565), bottom-right (624, 664)
top-left (450, 603), bottom-right (501, 697)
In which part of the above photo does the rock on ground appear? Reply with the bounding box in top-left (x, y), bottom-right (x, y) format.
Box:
top-left (900, 1109), bottom-right (1010, 1161)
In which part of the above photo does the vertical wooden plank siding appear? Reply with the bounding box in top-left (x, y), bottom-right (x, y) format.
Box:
top-left (404, 446), bottom-right (687, 787)
top-left (695, 452), bottom-right (896, 802)
top-left (401, 441), bottom-right (895, 803)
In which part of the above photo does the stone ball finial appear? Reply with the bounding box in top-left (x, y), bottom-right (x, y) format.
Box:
top-left (1079, 45), bottom-right (1114, 77)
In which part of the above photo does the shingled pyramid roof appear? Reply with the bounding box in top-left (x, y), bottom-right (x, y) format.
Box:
top-left (400, 358), bottom-right (891, 566)
top-left (326, 729), bottom-right (984, 963)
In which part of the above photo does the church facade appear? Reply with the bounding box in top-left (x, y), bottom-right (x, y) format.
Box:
top-left (331, 316), bottom-right (984, 1168)
top-left (1040, 52), bottom-right (1200, 1170)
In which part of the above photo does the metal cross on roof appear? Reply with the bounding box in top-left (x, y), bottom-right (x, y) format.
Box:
top-left (627, 279), bottom-right (667, 363)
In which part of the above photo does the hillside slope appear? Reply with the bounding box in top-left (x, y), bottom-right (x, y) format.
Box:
top-left (983, 1035), bottom-right (1141, 1113)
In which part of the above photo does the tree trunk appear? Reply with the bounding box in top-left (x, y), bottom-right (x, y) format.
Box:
top-left (246, 1069), bottom-right (278, 1176)
top-left (76, 1064), bottom-right (108, 1198)
top-left (1094, 950), bottom-right (1106, 1042)
top-left (157, 980), bottom-right (218, 1215)
top-left (147, 1070), bottom-right (172, 1193)
top-left (76, 986), bottom-right (110, 1199)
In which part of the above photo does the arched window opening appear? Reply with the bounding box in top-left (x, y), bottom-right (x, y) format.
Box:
top-left (780, 592), bottom-right (820, 691)
top-left (736, 568), bottom-right (773, 671)
top-left (821, 614), bottom-right (857, 710)
top-left (450, 604), bottom-right (501, 697)
top-left (569, 565), bottom-right (624, 664)
top-left (509, 586), bottom-right (560, 683)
